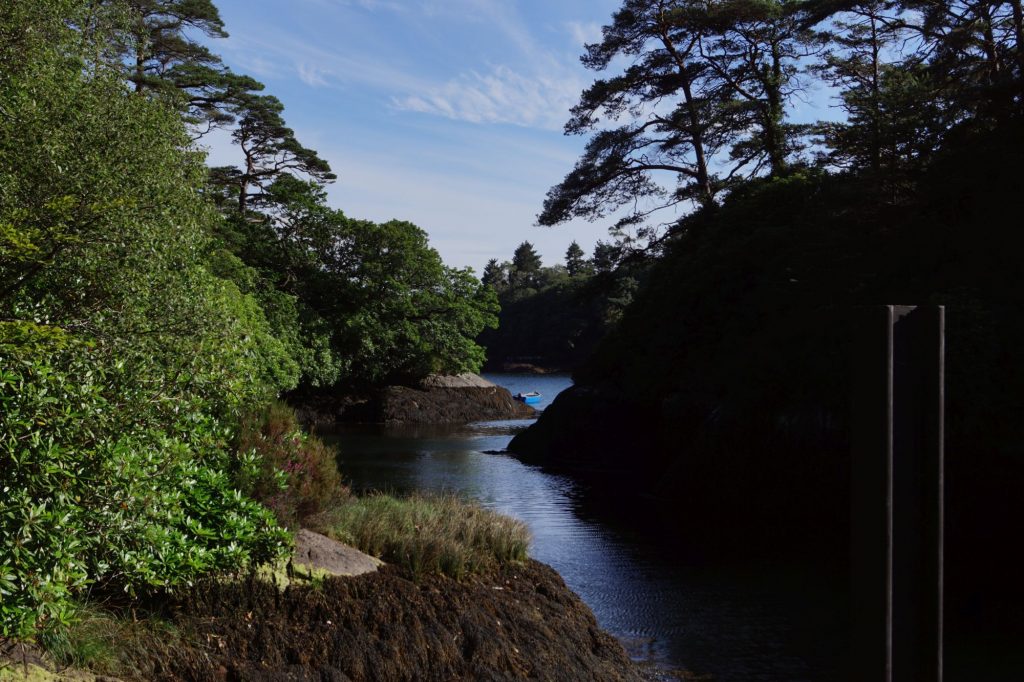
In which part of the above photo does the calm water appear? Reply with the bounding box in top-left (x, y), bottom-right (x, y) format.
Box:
top-left (324, 373), bottom-right (846, 681)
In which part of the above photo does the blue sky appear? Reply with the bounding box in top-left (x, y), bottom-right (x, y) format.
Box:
top-left (203, 0), bottom-right (834, 274)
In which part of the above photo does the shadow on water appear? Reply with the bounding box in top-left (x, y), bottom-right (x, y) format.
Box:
top-left (320, 374), bottom-right (849, 681)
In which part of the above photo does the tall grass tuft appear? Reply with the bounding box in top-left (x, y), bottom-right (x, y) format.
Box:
top-left (36, 604), bottom-right (186, 679)
top-left (324, 493), bottom-right (530, 580)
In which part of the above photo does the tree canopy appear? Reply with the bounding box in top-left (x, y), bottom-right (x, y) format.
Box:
top-left (540, 0), bottom-right (814, 232)
top-left (542, 0), bottom-right (1024, 241)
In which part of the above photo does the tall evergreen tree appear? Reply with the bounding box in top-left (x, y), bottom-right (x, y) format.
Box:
top-left (896, 0), bottom-right (1024, 121)
top-left (210, 95), bottom-right (336, 214)
top-left (565, 241), bottom-right (587, 277)
top-left (511, 241), bottom-right (543, 290)
top-left (696, 0), bottom-right (815, 176)
top-left (591, 240), bottom-right (620, 274)
top-left (481, 258), bottom-right (510, 292)
top-left (540, 0), bottom-right (813, 234)
top-left (122, 0), bottom-right (263, 135)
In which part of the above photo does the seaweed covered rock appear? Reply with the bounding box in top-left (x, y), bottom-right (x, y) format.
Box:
top-left (294, 374), bottom-right (534, 426)
top-left (163, 560), bottom-right (640, 681)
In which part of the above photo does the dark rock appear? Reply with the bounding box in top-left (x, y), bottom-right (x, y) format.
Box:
top-left (293, 374), bottom-right (534, 427)
top-left (508, 385), bottom-right (657, 471)
top-left (162, 560), bottom-right (643, 682)
top-left (377, 385), bottom-right (533, 424)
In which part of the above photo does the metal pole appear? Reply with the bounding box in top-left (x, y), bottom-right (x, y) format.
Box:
top-left (852, 305), bottom-right (944, 682)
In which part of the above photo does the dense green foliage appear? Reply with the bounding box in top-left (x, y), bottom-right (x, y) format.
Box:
top-left (1, 0), bottom-right (496, 645)
top-left (0, 0), bottom-right (294, 640)
top-left (217, 179), bottom-right (499, 389)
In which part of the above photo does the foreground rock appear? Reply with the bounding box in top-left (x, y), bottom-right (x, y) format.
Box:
top-left (159, 559), bottom-right (641, 681)
top-left (295, 373), bottom-right (535, 427)
top-left (292, 529), bottom-right (382, 577)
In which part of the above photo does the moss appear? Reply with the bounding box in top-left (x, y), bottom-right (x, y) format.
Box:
top-left (0, 662), bottom-right (99, 681)
top-left (253, 558), bottom-right (334, 590)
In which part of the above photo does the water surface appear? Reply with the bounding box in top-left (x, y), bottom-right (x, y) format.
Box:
top-left (325, 373), bottom-right (845, 680)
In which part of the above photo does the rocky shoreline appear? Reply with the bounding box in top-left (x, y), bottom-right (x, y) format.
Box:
top-left (1, 561), bottom-right (648, 682)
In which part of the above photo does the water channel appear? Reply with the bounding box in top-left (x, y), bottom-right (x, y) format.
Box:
top-left (324, 373), bottom-right (847, 681)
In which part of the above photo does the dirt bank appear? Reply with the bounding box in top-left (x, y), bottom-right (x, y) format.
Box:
top-left (153, 559), bottom-right (640, 681)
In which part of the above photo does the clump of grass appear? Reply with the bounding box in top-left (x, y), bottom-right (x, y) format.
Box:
top-left (323, 493), bottom-right (530, 580)
top-left (35, 604), bottom-right (187, 679)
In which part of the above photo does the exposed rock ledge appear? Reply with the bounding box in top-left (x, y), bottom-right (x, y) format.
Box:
top-left (294, 373), bottom-right (535, 427)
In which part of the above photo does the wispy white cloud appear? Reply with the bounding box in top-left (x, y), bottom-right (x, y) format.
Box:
top-left (222, 17), bottom-right (585, 130)
top-left (297, 62), bottom-right (329, 87)
top-left (220, 32), bottom-right (431, 94)
top-left (566, 20), bottom-right (602, 48)
top-left (393, 64), bottom-right (582, 130)
top-left (228, 51), bottom-right (285, 80)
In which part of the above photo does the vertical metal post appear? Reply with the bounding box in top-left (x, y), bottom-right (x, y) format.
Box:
top-left (852, 305), bottom-right (944, 682)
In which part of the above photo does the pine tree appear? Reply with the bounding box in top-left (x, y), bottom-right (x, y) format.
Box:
top-left (481, 258), bottom-right (510, 292)
top-left (591, 241), bottom-right (620, 274)
top-left (565, 241), bottom-right (587, 277)
top-left (123, 0), bottom-right (263, 135)
top-left (510, 242), bottom-right (542, 290)
top-left (540, 0), bottom-right (813, 233)
top-left (210, 95), bottom-right (335, 214)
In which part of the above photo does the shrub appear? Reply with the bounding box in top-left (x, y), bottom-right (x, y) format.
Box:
top-left (324, 493), bottom-right (530, 580)
top-left (0, 340), bottom-right (291, 641)
top-left (235, 403), bottom-right (348, 528)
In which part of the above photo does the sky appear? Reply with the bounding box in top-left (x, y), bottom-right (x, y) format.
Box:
top-left (203, 0), bottom-right (835, 274)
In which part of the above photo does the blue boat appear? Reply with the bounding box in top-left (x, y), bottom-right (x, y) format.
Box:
top-left (514, 391), bottom-right (542, 405)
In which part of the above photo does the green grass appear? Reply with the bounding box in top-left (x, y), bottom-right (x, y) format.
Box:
top-left (322, 493), bottom-right (530, 580)
top-left (33, 605), bottom-right (186, 680)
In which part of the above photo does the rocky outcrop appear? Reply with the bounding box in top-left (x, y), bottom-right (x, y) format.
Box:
top-left (294, 374), bottom-right (535, 427)
top-left (377, 384), bottom-right (534, 424)
top-left (161, 560), bottom-right (643, 682)
top-left (507, 385), bottom-right (658, 471)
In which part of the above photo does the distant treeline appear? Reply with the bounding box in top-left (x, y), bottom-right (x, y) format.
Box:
top-left (476, 240), bottom-right (640, 370)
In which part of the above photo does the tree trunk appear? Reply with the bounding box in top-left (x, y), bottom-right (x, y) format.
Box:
top-left (239, 147), bottom-right (255, 215)
top-left (681, 79), bottom-right (714, 205)
top-left (656, 12), bottom-right (714, 205)
top-left (869, 11), bottom-right (883, 178)
top-left (764, 41), bottom-right (787, 176)
top-left (1010, 0), bottom-right (1024, 96)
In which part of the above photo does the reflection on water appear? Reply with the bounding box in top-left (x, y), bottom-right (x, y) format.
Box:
top-left (323, 373), bottom-right (846, 681)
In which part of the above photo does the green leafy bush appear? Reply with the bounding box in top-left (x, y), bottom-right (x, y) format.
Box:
top-left (0, 339), bottom-right (290, 640)
top-left (0, 2), bottom-right (293, 642)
